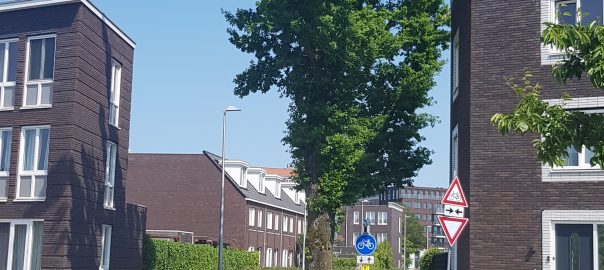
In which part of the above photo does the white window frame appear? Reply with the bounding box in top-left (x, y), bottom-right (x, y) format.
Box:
top-left (0, 128), bottom-right (11, 201)
top-left (23, 34), bottom-right (56, 109)
top-left (289, 217), bottom-right (294, 233)
top-left (366, 212), bottom-right (376, 225)
top-left (267, 212), bottom-right (273, 230)
top-left (16, 126), bottom-right (49, 201)
top-left (542, 210), bottom-right (604, 270)
top-left (109, 61), bottom-right (122, 127)
top-left (283, 216), bottom-right (288, 232)
top-left (257, 210), bottom-right (263, 228)
top-left (248, 208), bottom-right (255, 227)
top-left (265, 248), bottom-right (273, 267)
top-left (352, 232), bottom-right (359, 246)
top-left (353, 211), bottom-right (360, 224)
top-left (297, 219), bottom-right (302, 234)
top-left (378, 212), bottom-right (388, 225)
top-left (0, 39), bottom-right (17, 111)
top-left (452, 29), bottom-right (459, 102)
top-left (452, 125), bottom-right (459, 178)
top-left (104, 141), bottom-right (117, 210)
top-left (275, 214), bottom-right (279, 231)
top-left (1, 219), bottom-right (43, 270)
top-left (259, 173), bottom-right (265, 193)
top-left (99, 224), bottom-right (112, 270)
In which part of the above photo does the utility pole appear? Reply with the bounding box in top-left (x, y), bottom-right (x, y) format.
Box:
top-left (403, 215), bottom-right (409, 270)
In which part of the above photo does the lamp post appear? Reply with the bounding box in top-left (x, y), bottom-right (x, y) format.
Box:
top-left (426, 225), bottom-right (432, 250)
top-left (360, 199), bottom-right (369, 234)
top-left (218, 105), bottom-right (241, 270)
top-left (403, 215), bottom-right (410, 270)
top-left (302, 203), bottom-right (307, 270)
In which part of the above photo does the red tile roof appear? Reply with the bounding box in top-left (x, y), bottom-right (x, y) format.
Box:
top-left (263, 167), bottom-right (294, 178)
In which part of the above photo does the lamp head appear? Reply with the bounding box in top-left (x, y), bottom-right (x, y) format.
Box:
top-left (225, 105), bottom-right (241, 112)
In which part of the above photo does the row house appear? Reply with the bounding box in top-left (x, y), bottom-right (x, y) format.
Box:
top-left (0, 0), bottom-right (146, 269)
top-left (127, 151), bottom-right (306, 268)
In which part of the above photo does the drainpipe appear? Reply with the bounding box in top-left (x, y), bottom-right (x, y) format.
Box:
top-left (263, 205), bottom-right (268, 267)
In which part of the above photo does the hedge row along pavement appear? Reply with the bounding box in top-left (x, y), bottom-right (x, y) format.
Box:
top-left (143, 235), bottom-right (260, 270)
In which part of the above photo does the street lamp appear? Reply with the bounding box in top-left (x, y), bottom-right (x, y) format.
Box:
top-left (361, 199), bottom-right (369, 234)
top-left (403, 215), bottom-right (410, 270)
top-left (218, 105), bottom-right (241, 270)
top-left (426, 225), bottom-right (432, 250)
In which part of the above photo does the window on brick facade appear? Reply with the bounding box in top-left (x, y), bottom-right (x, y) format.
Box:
top-left (257, 210), bottom-right (263, 228)
top-left (109, 61), bottom-right (122, 127)
top-left (0, 128), bottom-right (11, 200)
top-left (289, 217), bottom-right (293, 233)
top-left (452, 30), bottom-right (459, 101)
top-left (100, 225), bottom-right (112, 270)
top-left (451, 125), bottom-right (459, 177)
top-left (267, 212), bottom-right (273, 229)
top-left (366, 212), bottom-right (376, 225)
top-left (555, 0), bottom-right (603, 25)
top-left (249, 208), bottom-right (255, 226)
top-left (274, 214), bottom-right (279, 230)
top-left (353, 211), bottom-right (360, 224)
top-left (0, 39), bottom-right (17, 110)
top-left (0, 220), bottom-right (43, 270)
top-left (283, 216), bottom-right (288, 232)
top-left (377, 212), bottom-right (388, 225)
top-left (17, 126), bottom-right (49, 200)
top-left (24, 35), bottom-right (55, 108)
top-left (104, 141), bottom-right (117, 209)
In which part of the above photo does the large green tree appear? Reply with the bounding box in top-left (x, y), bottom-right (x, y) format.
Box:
top-left (492, 19), bottom-right (604, 167)
top-left (224, 1), bottom-right (448, 268)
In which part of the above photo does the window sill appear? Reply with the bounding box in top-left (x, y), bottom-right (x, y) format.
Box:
top-left (0, 199), bottom-right (6, 202)
top-left (13, 198), bottom-right (45, 202)
top-left (550, 167), bottom-right (602, 173)
top-left (109, 123), bottom-right (121, 130)
top-left (0, 107), bottom-right (14, 111)
top-left (20, 105), bottom-right (52, 110)
top-left (104, 206), bottom-right (116, 211)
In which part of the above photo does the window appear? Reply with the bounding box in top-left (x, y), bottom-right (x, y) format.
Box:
top-left (366, 212), bottom-right (375, 225)
top-left (0, 220), bottom-right (43, 270)
top-left (289, 217), bottom-right (294, 233)
top-left (376, 233), bottom-right (387, 244)
top-left (415, 214), bottom-right (421, 220)
top-left (428, 202), bottom-right (433, 209)
top-left (297, 219), bottom-right (302, 234)
top-left (259, 173), bottom-right (265, 193)
top-left (377, 212), bottom-right (388, 225)
top-left (559, 145), bottom-right (599, 169)
top-left (452, 29), bottom-right (459, 101)
top-left (24, 35), bottom-right (55, 108)
top-left (249, 208), bottom-right (255, 226)
top-left (404, 201), bottom-right (411, 208)
top-left (399, 217), bottom-right (402, 233)
top-left (100, 225), bottom-right (112, 270)
top-left (353, 211), bottom-right (360, 224)
top-left (274, 214), bottom-right (279, 230)
top-left (265, 248), bottom-right (273, 267)
top-left (104, 141), bottom-right (117, 209)
top-left (0, 39), bottom-right (17, 110)
top-left (554, 0), bottom-right (603, 25)
top-left (267, 212), bottom-right (273, 229)
top-left (452, 125), bottom-right (459, 177)
top-left (282, 250), bottom-right (288, 267)
top-left (0, 128), bottom-right (11, 200)
top-left (257, 210), bottom-right (263, 228)
top-left (275, 181), bottom-right (281, 198)
top-left (283, 216), bottom-right (288, 232)
top-left (17, 126), bottom-right (49, 200)
top-left (109, 61), bottom-right (122, 127)
top-left (352, 232), bottom-right (359, 245)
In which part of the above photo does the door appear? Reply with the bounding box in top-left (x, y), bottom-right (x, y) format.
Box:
top-left (556, 224), bottom-right (594, 270)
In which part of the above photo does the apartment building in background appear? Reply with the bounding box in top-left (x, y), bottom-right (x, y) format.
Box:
top-left (379, 186), bottom-right (448, 248)
top-left (127, 151), bottom-right (306, 268)
top-left (334, 201), bottom-right (404, 268)
top-left (452, 0), bottom-right (604, 269)
top-left (0, 0), bottom-right (146, 269)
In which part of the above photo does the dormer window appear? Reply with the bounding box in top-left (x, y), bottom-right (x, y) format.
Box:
top-left (259, 173), bottom-right (265, 193)
top-left (294, 191), bottom-right (299, 204)
top-left (275, 181), bottom-right (281, 198)
top-left (240, 167), bottom-right (247, 188)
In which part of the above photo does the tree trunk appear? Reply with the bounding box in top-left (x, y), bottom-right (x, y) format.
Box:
top-left (306, 210), bottom-right (333, 270)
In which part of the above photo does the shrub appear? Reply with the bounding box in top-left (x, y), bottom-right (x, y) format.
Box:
top-left (374, 241), bottom-right (393, 270)
top-left (143, 236), bottom-right (259, 270)
top-left (419, 248), bottom-right (443, 270)
top-left (333, 257), bottom-right (357, 270)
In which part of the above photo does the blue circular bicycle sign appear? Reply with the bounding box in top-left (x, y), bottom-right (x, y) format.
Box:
top-left (355, 233), bottom-right (377, 255)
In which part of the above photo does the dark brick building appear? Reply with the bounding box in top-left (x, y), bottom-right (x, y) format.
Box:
top-left (452, 0), bottom-right (604, 269)
top-left (127, 152), bottom-right (306, 268)
top-left (334, 201), bottom-right (404, 268)
top-left (0, 0), bottom-right (146, 269)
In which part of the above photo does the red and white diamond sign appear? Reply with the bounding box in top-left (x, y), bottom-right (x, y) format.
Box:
top-left (438, 216), bottom-right (469, 246)
top-left (441, 176), bottom-right (468, 207)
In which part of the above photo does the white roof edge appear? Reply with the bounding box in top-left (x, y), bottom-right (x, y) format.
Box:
top-left (244, 198), bottom-right (305, 215)
top-left (387, 202), bottom-right (404, 213)
top-left (0, 0), bottom-right (136, 48)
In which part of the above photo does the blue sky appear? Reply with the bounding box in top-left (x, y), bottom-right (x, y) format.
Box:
top-left (94, 0), bottom-right (451, 188)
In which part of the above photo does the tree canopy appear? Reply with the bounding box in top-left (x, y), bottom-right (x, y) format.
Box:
top-left (492, 20), bottom-right (604, 167)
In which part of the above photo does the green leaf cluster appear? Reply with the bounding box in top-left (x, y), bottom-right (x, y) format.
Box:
top-left (225, 0), bottom-right (449, 217)
top-left (143, 236), bottom-right (259, 270)
top-left (374, 241), bottom-right (393, 269)
top-left (419, 247), bottom-right (443, 270)
top-left (492, 19), bottom-right (604, 168)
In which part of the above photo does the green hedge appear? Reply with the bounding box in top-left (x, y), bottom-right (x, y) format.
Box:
top-left (143, 235), bottom-right (260, 270)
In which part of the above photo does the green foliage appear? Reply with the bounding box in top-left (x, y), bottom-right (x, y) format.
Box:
top-left (374, 241), bottom-right (393, 269)
top-left (493, 19), bottom-right (604, 168)
top-left (332, 257), bottom-right (357, 270)
top-left (143, 238), bottom-right (259, 270)
top-left (404, 216), bottom-right (425, 249)
top-left (420, 248), bottom-right (443, 270)
top-left (224, 0), bottom-right (450, 214)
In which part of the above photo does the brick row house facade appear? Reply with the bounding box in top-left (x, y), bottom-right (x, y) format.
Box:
top-left (452, 0), bottom-right (604, 269)
top-left (0, 0), bottom-right (146, 269)
top-left (127, 152), bottom-right (306, 268)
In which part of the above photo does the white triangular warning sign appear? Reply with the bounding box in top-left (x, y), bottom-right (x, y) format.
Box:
top-left (441, 176), bottom-right (468, 207)
top-left (438, 216), bottom-right (468, 246)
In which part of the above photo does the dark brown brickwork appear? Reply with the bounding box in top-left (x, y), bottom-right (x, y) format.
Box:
top-left (453, 0), bottom-right (604, 269)
top-left (0, 2), bottom-right (145, 269)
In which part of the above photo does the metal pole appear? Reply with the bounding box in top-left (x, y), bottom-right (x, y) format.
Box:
top-left (403, 215), bottom-right (408, 270)
top-left (361, 201), bottom-right (364, 234)
top-left (426, 225), bottom-right (431, 250)
top-left (218, 110), bottom-right (227, 270)
top-left (302, 205), bottom-right (307, 270)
